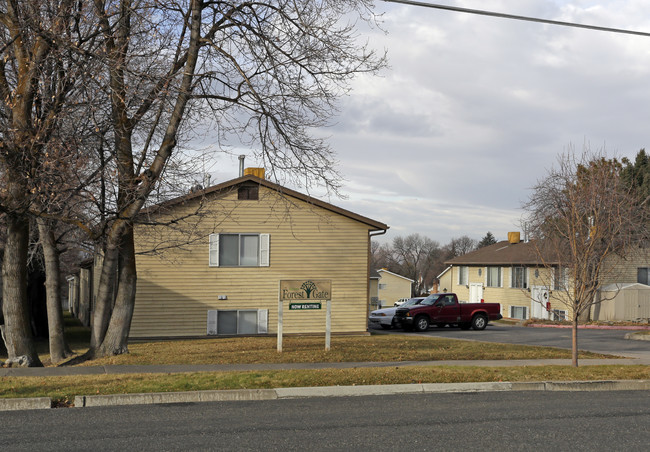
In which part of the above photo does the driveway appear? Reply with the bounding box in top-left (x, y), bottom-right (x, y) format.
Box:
top-left (379, 324), bottom-right (650, 359)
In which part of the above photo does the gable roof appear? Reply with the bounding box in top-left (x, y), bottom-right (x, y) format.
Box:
top-left (377, 268), bottom-right (414, 282)
top-left (144, 174), bottom-right (389, 232)
top-left (446, 240), bottom-right (559, 266)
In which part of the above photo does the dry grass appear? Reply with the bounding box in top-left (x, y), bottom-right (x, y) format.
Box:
top-left (2, 317), bottom-right (641, 406)
top-left (2, 365), bottom-right (648, 406)
top-left (66, 334), bottom-right (612, 367)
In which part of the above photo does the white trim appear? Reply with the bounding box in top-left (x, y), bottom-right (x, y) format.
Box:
top-left (377, 268), bottom-right (414, 282)
top-left (209, 234), bottom-right (219, 267)
top-left (437, 265), bottom-right (452, 280)
top-left (257, 309), bottom-right (268, 333)
top-left (259, 233), bottom-right (270, 267)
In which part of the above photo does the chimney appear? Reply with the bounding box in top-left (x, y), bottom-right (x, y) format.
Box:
top-left (244, 167), bottom-right (265, 179)
top-left (238, 155), bottom-right (245, 177)
top-left (507, 232), bottom-right (521, 244)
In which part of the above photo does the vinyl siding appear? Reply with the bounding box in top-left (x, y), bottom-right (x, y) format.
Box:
top-left (376, 271), bottom-right (412, 307)
top-left (444, 265), bottom-right (569, 319)
top-left (130, 187), bottom-right (375, 337)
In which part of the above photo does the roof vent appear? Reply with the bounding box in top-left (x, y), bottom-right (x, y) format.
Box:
top-left (507, 232), bottom-right (521, 244)
top-left (239, 155), bottom-right (245, 177)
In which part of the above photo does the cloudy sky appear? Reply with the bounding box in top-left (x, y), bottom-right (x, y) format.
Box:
top-left (212, 1), bottom-right (650, 246)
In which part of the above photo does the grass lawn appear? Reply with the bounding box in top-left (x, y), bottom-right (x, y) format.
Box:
top-left (3, 365), bottom-right (649, 407)
top-left (2, 314), bottom-right (647, 406)
top-left (72, 334), bottom-right (612, 367)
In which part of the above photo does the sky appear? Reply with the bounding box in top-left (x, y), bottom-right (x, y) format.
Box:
top-left (208, 0), bottom-right (650, 246)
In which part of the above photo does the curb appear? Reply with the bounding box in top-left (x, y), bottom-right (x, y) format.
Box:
top-left (76, 388), bottom-right (277, 407)
top-left (528, 324), bottom-right (650, 330)
top-left (0, 397), bottom-right (51, 411)
top-left (3, 380), bottom-right (649, 411)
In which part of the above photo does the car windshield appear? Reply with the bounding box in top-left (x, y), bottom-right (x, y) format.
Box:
top-left (420, 294), bottom-right (443, 306)
top-left (402, 297), bottom-right (424, 307)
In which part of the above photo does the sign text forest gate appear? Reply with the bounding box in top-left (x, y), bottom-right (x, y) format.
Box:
top-left (277, 280), bottom-right (332, 352)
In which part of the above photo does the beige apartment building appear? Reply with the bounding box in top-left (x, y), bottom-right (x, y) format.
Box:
top-left (70, 171), bottom-right (388, 338)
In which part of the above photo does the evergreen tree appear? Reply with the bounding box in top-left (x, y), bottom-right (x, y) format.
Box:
top-left (477, 232), bottom-right (497, 248)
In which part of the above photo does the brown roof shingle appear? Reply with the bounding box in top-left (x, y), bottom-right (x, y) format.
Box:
top-left (446, 240), bottom-right (559, 266)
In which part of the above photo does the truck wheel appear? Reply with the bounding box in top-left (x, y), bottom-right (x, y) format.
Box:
top-left (471, 314), bottom-right (488, 331)
top-left (414, 315), bottom-right (429, 332)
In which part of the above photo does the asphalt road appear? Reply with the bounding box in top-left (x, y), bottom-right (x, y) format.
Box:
top-left (1, 391), bottom-right (648, 451)
top-left (380, 324), bottom-right (650, 358)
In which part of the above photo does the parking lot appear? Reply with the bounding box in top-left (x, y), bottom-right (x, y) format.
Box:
top-left (376, 324), bottom-right (650, 359)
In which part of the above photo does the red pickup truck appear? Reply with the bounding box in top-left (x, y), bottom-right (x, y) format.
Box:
top-left (393, 293), bottom-right (502, 332)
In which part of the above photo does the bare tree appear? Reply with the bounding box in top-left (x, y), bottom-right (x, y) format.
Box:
top-left (0, 0), bottom-right (96, 366)
top-left (370, 240), bottom-right (392, 270)
top-left (2, 1), bottom-right (386, 360)
top-left (82, 0), bottom-right (386, 357)
top-left (523, 149), bottom-right (648, 366)
top-left (392, 234), bottom-right (441, 295)
top-left (447, 235), bottom-right (478, 256)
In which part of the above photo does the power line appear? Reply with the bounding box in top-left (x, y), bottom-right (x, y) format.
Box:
top-left (382, 0), bottom-right (650, 37)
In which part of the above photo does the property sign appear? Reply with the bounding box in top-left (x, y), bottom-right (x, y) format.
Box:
top-left (289, 302), bottom-right (322, 310)
top-left (279, 280), bottom-right (332, 301)
top-left (277, 279), bottom-right (333, 353)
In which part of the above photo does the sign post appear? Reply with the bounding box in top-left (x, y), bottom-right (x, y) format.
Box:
top-left (277, 281), bottom-right (283, 353)
top-left (278, 279), bottom-right (332, 352)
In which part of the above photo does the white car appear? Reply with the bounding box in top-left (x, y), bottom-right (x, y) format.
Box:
top-left (369, 297), bottom-right (425, 329)
top-left (394, 297), bottom-right (411, 307)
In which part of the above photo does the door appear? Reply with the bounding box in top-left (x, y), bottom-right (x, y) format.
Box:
top-left (531, 286), bottom-right (550, 320)
top-left (469, 283), bottom-right (483, 303)
top-left (434, 294), bottom-right (460, 323)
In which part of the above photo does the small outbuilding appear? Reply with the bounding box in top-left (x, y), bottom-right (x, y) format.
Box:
top-left (592, 283), bottom-right (650, 322)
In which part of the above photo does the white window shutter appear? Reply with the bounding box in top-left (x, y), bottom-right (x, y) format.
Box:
top-left (259, 234), bottom-right (270, 267)
top-left (257, 309), bottom-right (268, 334)
top-left (209, 234), bottom-right (219, 267)
top-left (500, 267), bottom-right (504, 288)
top-left (207, 310), bottom-right (218, 335)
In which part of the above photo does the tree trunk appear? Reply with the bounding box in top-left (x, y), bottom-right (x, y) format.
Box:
top-left (96, 226), bottom-right (137, 357)
top-left (571, 315), bottom-right (579, 367)
top-left (1, 214), bottom-right (43, 367)
top-left (89, 241), bottom-right (119, 350)
top-left (37, 219), bottom-right (73, 364)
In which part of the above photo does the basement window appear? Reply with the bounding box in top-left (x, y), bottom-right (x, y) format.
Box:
top-left (207, 309), bottom-right (268, 335)
top-left (510, 306), bottom-right (528, 320)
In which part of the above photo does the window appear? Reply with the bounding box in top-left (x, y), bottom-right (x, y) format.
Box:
top-left (238, 185), bottom-right (259, 200)
top-left (511, 267), bottom-right (527, 289)
top-left (378, 283), bottom-right (387, 290)
top-left (510, 306), bottom-right (528, 320)
top-left (551, 310), bottom-right (567, 321)
top-left (458, 266), bottom-right (468, 285)
top-left (638, 268), bottom-right (650, 285)
top-left (486, 267), bottom-right (502, 287)
top-left (207, 309), bottom-right (268, 335)
top-left (554, 267), bottom-right (569, 290)
top-left (209, 233), bottom-right (270, 267)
